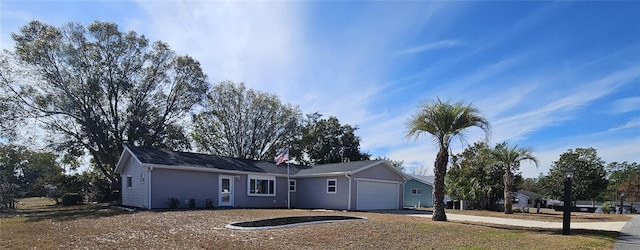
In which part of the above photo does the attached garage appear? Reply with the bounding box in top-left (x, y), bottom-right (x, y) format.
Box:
top-left (356, 179), bottom-right (400, 210)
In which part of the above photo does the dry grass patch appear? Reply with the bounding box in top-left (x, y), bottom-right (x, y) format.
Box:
top-left (0, 198), bottom-right (620, 249)
top-left (15, 197), bottom-right (55, 209)
top-left (458, 221), bottom-right (618, 249)
top-left (2, 197), bottom-right (126, 222)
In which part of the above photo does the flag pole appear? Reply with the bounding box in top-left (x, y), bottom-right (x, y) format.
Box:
top-left (287, 159), bottom-right (290, 209)
top-left (286, 147), bottom-right (290, 209)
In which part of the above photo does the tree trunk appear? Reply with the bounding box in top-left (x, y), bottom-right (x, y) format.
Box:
top-left (432, 148), bottom-right (449, 221)
top-left (504, 171), bottom-right (513, 214)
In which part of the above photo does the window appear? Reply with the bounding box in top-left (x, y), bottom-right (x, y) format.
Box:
top-left (327, 179), bottom-right (337, 194)
top-left (411, 188), bottom-right (422, 195)
top-left (289, 180), bottom-right (296, 192)
top-left (248, 175), bottom-right (275, 196)
top-left (126, 175), bottom-right (132, 189)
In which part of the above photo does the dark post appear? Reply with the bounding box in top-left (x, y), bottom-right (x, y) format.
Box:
top-left (620, 193), bottom-right (625, 214)
top-left (562, 168), bottom-right (573, 235)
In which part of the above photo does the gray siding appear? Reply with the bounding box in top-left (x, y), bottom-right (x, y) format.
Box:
top-left (353, 164), bottom-right (405, 209)
top-left (296, 176), bottom-right (350, 210)
top-left (148, 171), bottom-right (294, 209)
top-left (233, 175), bottom-right (291, 208)
top-left (121, 156), bottom-right (149, 208)
top-left (150, 168), bottom-right (218, 209)
top-left (404, 180), bottom-right (433, 208)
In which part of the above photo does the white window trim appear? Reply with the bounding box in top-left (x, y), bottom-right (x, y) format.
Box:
top-left (327, 178), bottom-right (337, 194)
top-left (126, 175), bottom-right (132, 189)
top-left (411, 188), bottom-right (422, 195)
top-left (289, 179), bottom-right (296, 192)
top-left (247, 175), bottom-right (276, 197)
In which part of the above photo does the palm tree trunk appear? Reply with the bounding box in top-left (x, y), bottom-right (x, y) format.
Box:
top-left (504, 171), bottom-right (513, 214)
top-left (432, 148), bottom-right (449, 221)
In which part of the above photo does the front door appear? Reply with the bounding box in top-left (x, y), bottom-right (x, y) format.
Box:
top-left (219, 176), bottom-right (234, 207)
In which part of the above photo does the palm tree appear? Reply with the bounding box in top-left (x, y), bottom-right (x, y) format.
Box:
top-left (406, 98), bottom-right (490, 221)
top-left (493, 142), bottom-right (538, 214)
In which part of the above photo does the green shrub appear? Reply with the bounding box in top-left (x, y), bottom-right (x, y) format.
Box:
top-left (205, 198), bottom-right (214, 208)
top-left (490, 204), bottom-right (504, 212)
top-left (601, 201), bottom-right (613, 214)
top-left (168, 197), bottom-right (180, 209)
top-left (110, 190), bottom-right (120, 202)
top-left (188, 198), bottom-right (196, 209)
top-left (61, 193), bottom-right (84, 206)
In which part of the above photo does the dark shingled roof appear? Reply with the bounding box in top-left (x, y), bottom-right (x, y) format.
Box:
top-left (127, 146), bottom-right (308, 175)
top-left (124, 147), bottom-right (402, 176)
top-left (296, 160), bottom-right (384, 175)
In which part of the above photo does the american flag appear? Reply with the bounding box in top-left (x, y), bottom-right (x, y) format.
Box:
top-left (275, 148), bottom-right (289, 165)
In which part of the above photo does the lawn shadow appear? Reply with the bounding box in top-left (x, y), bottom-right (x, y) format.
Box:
top-left (616, 231), bottom-right (640, 244)
top-left (455, 221), bottom-right (619, 240)
top-left (5, 203), bottom-right (130, 222)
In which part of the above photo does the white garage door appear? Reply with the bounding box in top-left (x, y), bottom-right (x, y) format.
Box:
top-left (357, 179), bottom-right (399, 210)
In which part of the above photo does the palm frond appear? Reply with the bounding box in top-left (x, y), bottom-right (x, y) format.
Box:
top-left (493, 142), bottom-right (539, 172)
top-left (406, 98), bottom-right (490, 149)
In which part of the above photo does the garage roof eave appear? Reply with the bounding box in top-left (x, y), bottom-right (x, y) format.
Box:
top-left (293, 171), bottom-right (351, 178)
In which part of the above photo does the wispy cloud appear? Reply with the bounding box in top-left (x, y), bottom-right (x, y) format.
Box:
top-left (359, 113), bottom-right (410, 150)
top-left (607, 117), bottom-right (640, 132)
top-left (427, 54), bottom-right (529, 109)
top-left (397, 40), bottom-right (461, 55)
top-left (133, 1), bottom-right (305, 96)
top-left (610, 96), bottom-right (640, 114)
top-left (475, 2), bottom-right (567, 52)
top-left (475, 81), bottom-right (539, 120)
top-left (387, 143), bottom-right (437, 175)
top-left (492, 64), bottom-right (640, 142)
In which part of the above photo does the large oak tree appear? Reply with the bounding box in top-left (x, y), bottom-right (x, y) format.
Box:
top-left (538, 148), bottom-right (608, 203)
top-left (191, 81), bottom-right (301, 160)
top-left (291, 113), bottom-right (370, 165)
top-left (1, 21), bottom-right (208, 187)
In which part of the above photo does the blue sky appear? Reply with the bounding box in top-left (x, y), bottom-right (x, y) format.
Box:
top-left (1, 1), bottom-right (639, 178)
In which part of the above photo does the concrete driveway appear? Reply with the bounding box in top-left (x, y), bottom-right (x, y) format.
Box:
top-left (407, 213), bottom-right (628, 232)
top-left (615, 215), bottom-right (640, 250)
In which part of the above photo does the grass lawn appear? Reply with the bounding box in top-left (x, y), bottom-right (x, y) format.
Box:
top-left (0, 198), bottom-right (620, 249)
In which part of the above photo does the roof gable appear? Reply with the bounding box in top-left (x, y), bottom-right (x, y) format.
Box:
top-left (296, 160), bottom-right (379, 175)
top-left (296, 160), bottom-right (409, 179)
top-left (408, 174), bottom-right (434, 186)
top-left (115, 146), bottom-right (140, 174)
